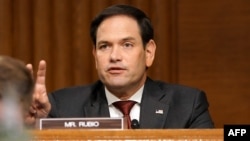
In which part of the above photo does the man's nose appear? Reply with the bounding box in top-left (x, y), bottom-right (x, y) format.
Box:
top-left (110, 46), bottom-right (122, 61)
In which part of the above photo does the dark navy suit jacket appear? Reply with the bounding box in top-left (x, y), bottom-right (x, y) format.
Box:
top-left (48, 77), bottom-right (214, 128)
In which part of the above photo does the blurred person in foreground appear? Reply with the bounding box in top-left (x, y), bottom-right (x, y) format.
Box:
top-left (0, 55), bottom-right (34, 140)
top-left (26, 4), bottom-right (214, 129)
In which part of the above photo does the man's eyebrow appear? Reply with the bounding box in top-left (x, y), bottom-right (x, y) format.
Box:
top-left (97, 37), bottom-right (136, 45)
top-left (122, 37), bottom-right (136, 41)
top-left (97, 41), bottom-right (109, 46)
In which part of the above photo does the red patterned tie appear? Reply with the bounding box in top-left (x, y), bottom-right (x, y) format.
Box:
top-left (113, 100), bottom-right (136, 129)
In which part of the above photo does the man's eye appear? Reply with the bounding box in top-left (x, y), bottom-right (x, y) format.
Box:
top-left (123, 43), bottom-right (133, 48)
top-left (98, 44), bottom-right (108, 49)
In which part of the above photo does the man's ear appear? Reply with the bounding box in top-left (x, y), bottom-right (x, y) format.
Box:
top-left (145, 39), bottom-right (156, 67)
top-left (92, 46), bottom-right (96, 57)
top-left (92, 46), bottom-right (97, 69)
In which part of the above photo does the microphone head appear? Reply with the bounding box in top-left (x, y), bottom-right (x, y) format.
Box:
top-left (131, 119), bottom-right (140, 129)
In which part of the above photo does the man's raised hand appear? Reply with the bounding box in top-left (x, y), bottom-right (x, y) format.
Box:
top-left (25, 60), bottom-right (51, 126)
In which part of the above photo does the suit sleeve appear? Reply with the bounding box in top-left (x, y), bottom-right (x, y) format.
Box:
top-left (189, 91), bottom-right (214, 128)
top-left (47, 93), bottom-right (58, 118)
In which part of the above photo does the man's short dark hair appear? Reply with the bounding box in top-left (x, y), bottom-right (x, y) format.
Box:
top-left (90, 4), bottom-right (154, 47)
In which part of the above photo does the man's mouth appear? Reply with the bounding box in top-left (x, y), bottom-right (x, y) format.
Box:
top-left (107, 67), bottom-right (125, 74)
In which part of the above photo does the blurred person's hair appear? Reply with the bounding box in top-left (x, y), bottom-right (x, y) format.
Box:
top-left (0, 55), bottom-right (34, 115)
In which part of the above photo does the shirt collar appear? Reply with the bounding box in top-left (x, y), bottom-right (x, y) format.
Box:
top-left (105, 85), bottom-right (144, 106)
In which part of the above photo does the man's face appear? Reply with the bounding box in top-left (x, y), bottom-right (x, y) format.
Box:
top-left (93, 15), bottom-right (155, 95)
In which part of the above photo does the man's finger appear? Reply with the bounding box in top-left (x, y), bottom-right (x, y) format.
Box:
top-left (26, 63), bottom-right (34, 77)
top-left (36, 60), bottom-right (46, 85)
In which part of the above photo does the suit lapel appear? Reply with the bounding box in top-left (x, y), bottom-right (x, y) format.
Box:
top-left (83, 84), bottom-right (110, 117)
top-left (139, 78), bottom-right (170, 128)
top-left (82, 78), bottom-right (170, 128)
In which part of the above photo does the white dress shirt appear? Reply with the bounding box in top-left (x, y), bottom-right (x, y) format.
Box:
top-left (105, 85), bottom-right (144, 122)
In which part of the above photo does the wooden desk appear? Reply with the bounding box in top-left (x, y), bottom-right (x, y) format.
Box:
top-left (30, 129), bottom-right (223, 140)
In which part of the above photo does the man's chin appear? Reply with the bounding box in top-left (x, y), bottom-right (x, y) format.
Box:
top-left (107, 83), bottom-right (125, 89)
top-left (105, 81), bottom-right (128, 90)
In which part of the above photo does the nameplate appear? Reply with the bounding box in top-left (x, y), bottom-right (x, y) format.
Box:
top-left (38, 117), bottom-right (124, 130)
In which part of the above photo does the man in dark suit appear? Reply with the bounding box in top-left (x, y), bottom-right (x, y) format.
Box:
top-left (26, 4), bottom-right (214, 128)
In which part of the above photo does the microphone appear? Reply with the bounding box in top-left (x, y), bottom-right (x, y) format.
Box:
top-left (131, 119), bottom-right (140, 129)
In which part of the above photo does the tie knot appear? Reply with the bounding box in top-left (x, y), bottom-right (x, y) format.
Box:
top-left (113, 100), bottom-right (137, 115)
